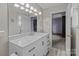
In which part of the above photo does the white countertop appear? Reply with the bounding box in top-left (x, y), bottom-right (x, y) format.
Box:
top-left (9, 33), bottom-right (48, 47)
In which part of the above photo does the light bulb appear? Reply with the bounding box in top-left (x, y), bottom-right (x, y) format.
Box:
top-left (30, 6), bottom-right (34, 10)
top-left (14, 4), bottom-right (20, 8)
top-left (25, 3), bottom-right (30, 8)
top-left (25, 8), bottom-right (29, 12)
top-left (39, 12), bottom-right (42, 15)
top-left (20, 6), bottom-right (24, 10)
top-left (34, 9), bottom-right (37, 12)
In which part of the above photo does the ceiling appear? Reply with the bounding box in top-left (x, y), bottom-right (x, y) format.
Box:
top-left (37, 3), bottom-right (68, 9)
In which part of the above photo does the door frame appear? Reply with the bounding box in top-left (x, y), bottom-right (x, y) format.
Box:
top-left (52, 12), bottom-right (66, 37)
top-left (51, 11), bottom-right (71, 56)
top-left (65, 4), bottom-right (72, 56)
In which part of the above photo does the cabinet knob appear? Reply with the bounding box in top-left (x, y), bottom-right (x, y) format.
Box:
top-left (67, 35), bottom-right (72, 37)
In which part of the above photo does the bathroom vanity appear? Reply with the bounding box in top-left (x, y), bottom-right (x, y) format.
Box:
top-left (9, 33), bottom-right (49, 56)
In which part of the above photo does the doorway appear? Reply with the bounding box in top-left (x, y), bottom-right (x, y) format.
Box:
top-left (31, 17), bottom-right (37, 32)
top-left (52, 12), bottom-right (66, 54)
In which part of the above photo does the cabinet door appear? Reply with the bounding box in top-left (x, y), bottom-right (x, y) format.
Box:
top-left (23, 44), bottom-right (37, 56)
top-left (23, 39), bottom-right (42, 56)
top-left (34, 39), bottom-right (43, 56)
top-left (41, 36), bottom-right (49, 56)
top-left (9, 42), bottom-right (23, 56)
top-left (76, 29), bottom-right (79, 56)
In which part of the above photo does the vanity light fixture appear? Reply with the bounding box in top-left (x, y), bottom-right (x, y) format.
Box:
top-left (20, 6), bottom-right (25, 10)
top-left (14, 3), bottom-right (40, 16)
top-left (34, 13), bottom-right (38, 16)
top-left (14, 4), bottom-right (20, 8)
top-left (25, 3), bottom-right (30, 8)
top-left (25, 8), bottom-right (29, 12)
top-left (39, 12), bottom-right (42, 15)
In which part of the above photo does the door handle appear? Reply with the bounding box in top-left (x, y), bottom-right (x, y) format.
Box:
top-left (67, 35), bottom-right (72, 37)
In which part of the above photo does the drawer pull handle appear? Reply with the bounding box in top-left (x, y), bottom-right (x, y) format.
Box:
top-left (29, 47), bottom-right (35, 52)
top-left (42, 41), bottom-right (44, 46)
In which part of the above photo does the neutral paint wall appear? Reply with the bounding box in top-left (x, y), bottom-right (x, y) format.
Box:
top-left (37, 15), bottom-right (43, 32)
top-left (42, 4), bottom-right (67, 47)
top-left (0, 4), bottom-right (8, 56)
top-left (71, 4), bottom-right (79, 28)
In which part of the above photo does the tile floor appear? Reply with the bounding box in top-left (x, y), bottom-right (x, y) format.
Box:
top-left (53, 38), bottom-right (65, 50)
top-left (47, 47), bottom-right (66, 56)
top-left (47, 36), bottom-right (66, 56)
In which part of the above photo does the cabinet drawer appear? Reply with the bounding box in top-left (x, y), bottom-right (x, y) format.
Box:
top-left (9, 42), bottom-right (23, 56)
top-left (23, 39), bottom-right (42, 56)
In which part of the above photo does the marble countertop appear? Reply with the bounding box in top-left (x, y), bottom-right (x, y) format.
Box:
top-left (9, 33), bottom-right (48, 47)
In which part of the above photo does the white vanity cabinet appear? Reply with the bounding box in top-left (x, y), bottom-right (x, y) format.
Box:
top-left (41, 35), bottom-right (49, 56)
top-left (9, 33), bottom-right (49, 56)
top-left (75, 28), bottom-right (79, 56)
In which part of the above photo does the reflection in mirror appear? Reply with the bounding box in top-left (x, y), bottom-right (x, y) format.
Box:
top-left (31, 17), bottom-right (37, 32)
top-left (18, 16), bottom-right (22, 34)
top-left (8, 4), bottom-right (31, 36)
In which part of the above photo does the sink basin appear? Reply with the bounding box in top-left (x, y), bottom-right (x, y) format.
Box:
top-left (28, 32), bottom-right (35, 36)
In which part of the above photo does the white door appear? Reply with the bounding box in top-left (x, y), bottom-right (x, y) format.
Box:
top-left (66, 4), bottom-right (72, 56)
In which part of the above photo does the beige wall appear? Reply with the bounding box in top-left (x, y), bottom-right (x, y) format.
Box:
top-left (71, 4), bottom-right (79, 28)
top-left (0, 4), bottom-right (9, 56)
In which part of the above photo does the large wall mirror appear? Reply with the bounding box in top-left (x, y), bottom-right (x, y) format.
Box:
top-left (8, 4), bottom-right (31, 36)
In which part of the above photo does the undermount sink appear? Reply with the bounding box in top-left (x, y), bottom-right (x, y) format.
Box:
top-left (28, 32), bottom-right (35, 36)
